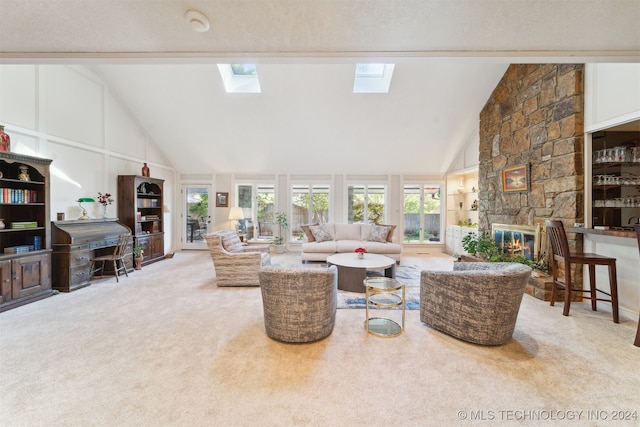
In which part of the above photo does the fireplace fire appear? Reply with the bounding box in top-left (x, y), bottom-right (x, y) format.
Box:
top-left (491, 223), bottom-right (541, 262)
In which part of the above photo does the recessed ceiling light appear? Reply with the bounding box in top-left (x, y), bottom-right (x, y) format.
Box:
top-left (185, 10), bottom-right (210, 33)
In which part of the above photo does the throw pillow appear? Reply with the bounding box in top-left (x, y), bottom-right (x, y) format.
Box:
top-left (220, 231), bottom-right (244, 253)
top-left (309, 224), bottom-right (332, 243)
top-left (380, 224), bottom-right (397, 242)
top-left (301, 223), bottom-right (318, 242)
top-left (366, 225), bottom-right (391, 243)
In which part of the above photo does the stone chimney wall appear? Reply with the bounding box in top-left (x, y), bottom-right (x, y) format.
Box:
top-left (478, 64), bottom-right (585, 256)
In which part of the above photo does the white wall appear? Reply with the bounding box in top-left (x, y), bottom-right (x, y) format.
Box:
top-left (0, 64), bottom-right (176, 251)
top-left (447, 126), bottom-right (480, 174)
top-left (584, 63), bottom-right (640, 319)
top-left (585, 63), bottom-right (640, 132)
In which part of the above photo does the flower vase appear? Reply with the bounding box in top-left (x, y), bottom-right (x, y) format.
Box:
top-left (0, 125), bottom-right (11, 152)
top-left (102, 205), bottom-right (108, 219)
top-left (358, 252), bottom-right (364, 259)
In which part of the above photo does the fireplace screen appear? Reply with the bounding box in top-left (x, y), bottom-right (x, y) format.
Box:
top-left (491, 223), bottom-right (540, 261)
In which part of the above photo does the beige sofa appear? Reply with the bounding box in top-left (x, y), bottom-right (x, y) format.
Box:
top-left (300, 223), bottom-right (401, 263)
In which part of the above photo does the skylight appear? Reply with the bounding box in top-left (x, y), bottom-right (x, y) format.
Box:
top-left (218, 64), bottom-right (261, 93)
top-left (353, 63), bottom-right (395, 93)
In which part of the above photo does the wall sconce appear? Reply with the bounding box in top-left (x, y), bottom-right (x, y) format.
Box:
top-left (77, 198), bottom-right (95, 220)
top-left (228, 207), bottom-right (244, 232)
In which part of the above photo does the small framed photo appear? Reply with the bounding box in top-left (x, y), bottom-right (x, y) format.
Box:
top-left (502, 164), bottom-right (529, 192)
top-left (216, 192), bottom-right (229, 207)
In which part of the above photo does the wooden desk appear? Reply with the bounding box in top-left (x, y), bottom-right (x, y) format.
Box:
top-left (51, 219), bottom-right (132, 292)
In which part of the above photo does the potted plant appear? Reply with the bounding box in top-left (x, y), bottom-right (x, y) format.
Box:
top-left (461, 231), bottom-right (550, 273)
top-left (272, 211), bottom-right (288, 253)
top-left (132, 245), bottom-right (144, 270)
top-left (461, 231), bottom-right (500, 261)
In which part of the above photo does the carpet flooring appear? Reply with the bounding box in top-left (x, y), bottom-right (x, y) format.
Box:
top-left (1, 250), bottom-right (639, 426)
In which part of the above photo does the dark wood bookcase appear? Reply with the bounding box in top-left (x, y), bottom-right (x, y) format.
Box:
top-left (0, 151), bottom-right (53, 312)
top-left (117, 175), bottom-right (165, 266)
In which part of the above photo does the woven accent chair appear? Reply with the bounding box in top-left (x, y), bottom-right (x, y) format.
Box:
top-left (89, 233), bottom-right (131, 283)
top-left (205, 230), bottom-right (271, 287)
top-left (259, 265), bottom-right (337, 343)
top-left (634, 224), bottom-right (640, 347)
top-left (546, 220), bottom-right (619, 323)
top-left (420, 262), bottom-right (531, 345)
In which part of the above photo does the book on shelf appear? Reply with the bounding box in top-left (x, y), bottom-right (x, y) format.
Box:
top-left (4, 245), bottom-right (34, 254)
top-left (1, 188), bottom-right (38, 204)
top-left (11, 221), bottom-right (38, 229)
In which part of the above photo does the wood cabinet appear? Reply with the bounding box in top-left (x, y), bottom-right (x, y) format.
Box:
top-left (591, 129), bottom-right (640, 229)
top-left (0, 151), bottom-right (53, 312)
top-left (117, 175), bottom-right (165, 266)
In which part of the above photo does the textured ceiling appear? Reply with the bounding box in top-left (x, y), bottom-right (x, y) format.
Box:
top-left (1, 1), bottom-right (639, 175)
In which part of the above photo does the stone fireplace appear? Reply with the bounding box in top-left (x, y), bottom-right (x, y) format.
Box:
top-left (478, 64), bottom-right (585, 301)
top-left (491, 223), bottom-right (541, 262)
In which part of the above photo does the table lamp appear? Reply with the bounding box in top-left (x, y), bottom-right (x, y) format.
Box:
top-left (228, 207), bottom-right (244, 232)
top-left (77, 197), bottom-right (94, 220)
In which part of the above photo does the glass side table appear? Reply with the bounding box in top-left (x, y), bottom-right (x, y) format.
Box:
top-left (364, 277), bottom-right (405, 337)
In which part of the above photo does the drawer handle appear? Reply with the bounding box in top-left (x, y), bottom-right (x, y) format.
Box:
top-left (76, 271), bottom-right (86, 277)
top-left (76, 256), bottom-right (88, 261)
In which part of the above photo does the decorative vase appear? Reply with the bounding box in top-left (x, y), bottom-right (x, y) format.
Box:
top-left (358, 252), bottom-right (364, 259)
top-left (134, 256), bottom-right (143, 270)
top-left (102, 204), bottom-right (108, 219)
top-left (0, 125), bottom-right (10, 152)
top-left (0, 219), bottom-right (5, 230)
top-left (142, 162), bottom-right (150, 177)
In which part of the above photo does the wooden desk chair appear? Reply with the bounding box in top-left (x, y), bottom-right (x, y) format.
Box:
top-left (634, 224), bottom-right (640, 347)
top-left (90, 233), bottom-right (131, 283)
top-left (546, 220), bottom-right (619, 323)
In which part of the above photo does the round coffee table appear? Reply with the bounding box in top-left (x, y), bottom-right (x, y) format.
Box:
top-left (326, 253), bottom-right (396, 292)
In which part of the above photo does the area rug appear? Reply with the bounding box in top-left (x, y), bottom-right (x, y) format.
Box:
top-left (337, 264), bottom-right (422, 310)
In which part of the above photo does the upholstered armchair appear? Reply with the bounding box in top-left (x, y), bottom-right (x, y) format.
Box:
top-left (420, 262), bottom-right (532, 345)
top-left (205, 230), bottom-right (271, 287)
top-left (259, 265), bottom-right (337, 343)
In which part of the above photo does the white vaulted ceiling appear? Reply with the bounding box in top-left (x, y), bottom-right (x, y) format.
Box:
top-left (1, 0), bottom-right (639, 175)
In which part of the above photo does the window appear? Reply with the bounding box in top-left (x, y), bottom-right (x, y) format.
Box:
top-left (353, 63), bottom-right (395, 93)
top-left (347, 184), bottom-right (386, 224)
top-left (291, 184), bottom-right (330, 242)
top-left (218, 63), bottom-right (261, 93)
top-left (403, 184), bottom-right (442, 243)
top-left (236, 183), bottom-right (275, 240)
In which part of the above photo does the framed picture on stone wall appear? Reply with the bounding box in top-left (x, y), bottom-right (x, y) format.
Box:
top-left (502, 163), bottom-right (529, 192)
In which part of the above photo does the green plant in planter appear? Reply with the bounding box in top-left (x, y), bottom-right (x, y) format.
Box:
top-left (272, 212), bottom-right (288, 245)
top-left (461, 231), bottom-right (550, 273)
top-left (461, 231), bottom-right (501, 261)
top-left (132, 245), bottom-right (145, 270)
